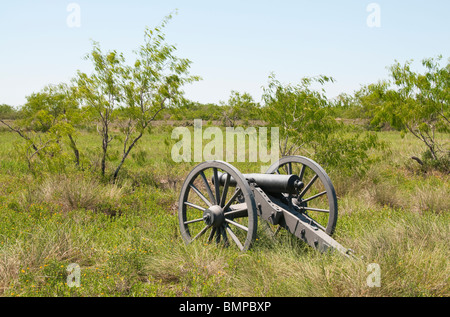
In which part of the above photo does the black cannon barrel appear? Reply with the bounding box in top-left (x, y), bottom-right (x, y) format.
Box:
top-left (215, 173), bottom-right (304, 195)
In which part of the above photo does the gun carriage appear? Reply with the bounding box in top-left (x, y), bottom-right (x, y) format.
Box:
top-left (178, 156), bottom-right (353, 257)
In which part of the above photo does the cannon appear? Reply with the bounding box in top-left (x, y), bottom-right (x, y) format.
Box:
top-left (178, 156), bottom-right (353, 257)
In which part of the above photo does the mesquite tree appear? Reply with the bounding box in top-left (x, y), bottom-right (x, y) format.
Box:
top-left (387, 57), bottom-right (449, 161)
top-left (357, 56), bottom-right (449, 169)
top-left (77, 14), bottom-right (200, 181)
top-left (77, 45), bottom-right (125, 177)
top-left (261, 74), bottom-right (384, 176)
top-left (262, 74), bottom-right (336, 156)
top-left (0, 83), bottom-right (82, 170)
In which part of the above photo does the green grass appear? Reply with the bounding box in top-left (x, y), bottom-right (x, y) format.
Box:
top-left (0, 126), bottom-right (449, 297)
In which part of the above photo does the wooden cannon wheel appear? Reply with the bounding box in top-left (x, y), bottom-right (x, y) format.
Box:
top-left (178, 160), bottom-right (258, 251)
top-left (266, 156), bottom-right (338, 236)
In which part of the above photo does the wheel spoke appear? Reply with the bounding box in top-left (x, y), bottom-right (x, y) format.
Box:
top-left (298, 174), bottom-right (318, 198)
top-left (220, 173), bottom-right (231, 208)
top-left (300, 206), bottom-right (330, 213)
top-left (287, 162), bottom-right (292, 174)
top-left (225, 218), bottom-right (248, 232)
top-left (298, 164), bottom-right (306, 181)
top-left (190, 184), bottom-right (213, 207)
top-left (223, 188), bottom-right (242, 211)
top-left (184, 217), bottom-right (205, 225)
top-left (208, 227), bottom-right (217, 243)
top-left (215, 226), bottom-right (221, 243)
top-left (192, 225), bottom-right (211, 242)
top-left (301, 191), bottom-right (327, 204)
top-left (200, 171), bottom-right (216, 205)
top-left (224, 207), bottom-right (248, 218)
top-left (221, 226), bottom-right (229, 246)
top-left (184, 201), bottom-right (206, 212)
top-left (213, 168), bottom-right (221, 206)
top-left (226, 225), bottom-right (244, 251)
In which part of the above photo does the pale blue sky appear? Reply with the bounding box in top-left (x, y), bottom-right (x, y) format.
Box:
top-left (1, 0), bottom-right (449, 107)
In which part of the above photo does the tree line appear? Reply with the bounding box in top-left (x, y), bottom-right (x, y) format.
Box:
top-left (1, 14), bottom-right (448, 180)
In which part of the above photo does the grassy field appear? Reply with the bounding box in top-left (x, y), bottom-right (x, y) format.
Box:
top-left (0, 124), bottom-right (448, 297)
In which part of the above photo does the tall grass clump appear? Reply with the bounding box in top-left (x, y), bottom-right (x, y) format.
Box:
top-left (413, 183), bottom-right (450, 214)
top-left (19, 173), bottom-right (128, 215)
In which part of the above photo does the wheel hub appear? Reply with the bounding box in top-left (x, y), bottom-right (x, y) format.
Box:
top-left (203, 205), bottom-right (225, 228)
